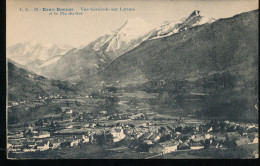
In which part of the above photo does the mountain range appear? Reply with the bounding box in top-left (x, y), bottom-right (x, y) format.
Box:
top-left (7, 10), bottom-right (216, 82)
top-left (99, 9), bottom-right (258, 85)
top-left (7, 41), bottom-right (73, 74)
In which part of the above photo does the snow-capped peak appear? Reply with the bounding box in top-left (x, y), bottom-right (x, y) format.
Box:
top-left (7, 40), bottom-right (72, 66)
top-left (150, 10), bottom-right (216, 40)
top-left (105, 18), bottom-right (157, 52)
top-left (93, 17), bottom-right (157, 53)
top-left (92, 11), bottom-right (215, 56)
top-left (188, 10), bottom-right (201, 18)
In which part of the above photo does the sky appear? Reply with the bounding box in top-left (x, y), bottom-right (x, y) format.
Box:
top-left (7, 0), bottom-right (259, 48)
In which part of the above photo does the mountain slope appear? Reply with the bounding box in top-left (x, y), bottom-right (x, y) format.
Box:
top-left (37, 10), bottom-right (215, 82)
top-left (8, 60), bottom-right (76, 102)
top-left (100, 9), bottom-right (258, 84)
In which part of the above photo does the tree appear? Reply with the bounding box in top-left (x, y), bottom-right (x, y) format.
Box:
top-left (106, 86), bottom-right (117, 92)
top-left (103, 96), bottom-right (119, 115)
top-left (65, 101), bottom-right (69, 107)
top-left (96, 134), bottom-right (106, 146)
top-left (159, 126), bottom-right (166, 133)
top-left (75, 100), bottom-right (81, 106)
top-left (45, 98), bottom-right (51, 105)
top-left (175, 126), bottom-right (183, 133)
top-left (35, 119), bottom-right (43, 127)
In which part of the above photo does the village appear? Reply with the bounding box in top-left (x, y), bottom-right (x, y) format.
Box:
top-left (7, 98), bottom-right (259, 158)
top-left (7, 85), bottom-right (259, 159)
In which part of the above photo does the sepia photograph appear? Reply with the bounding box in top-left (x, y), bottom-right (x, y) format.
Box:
top-left (6, 0), bottom-right (259, 159)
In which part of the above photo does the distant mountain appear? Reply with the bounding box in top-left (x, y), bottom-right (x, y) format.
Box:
top-left (37, 10), bottom-right (215, 82)
top-left (8, 60), bottom-right (76, 102)
top-left (97, 9), bottom-right (258, 121)
top-left (7, 40), bottom-right (72, 73)
top-left (36, 18), bottom-right (157, 81)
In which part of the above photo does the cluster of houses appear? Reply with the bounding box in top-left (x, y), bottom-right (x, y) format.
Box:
top-left (8, 113), bottom-right (258, 156)
top-left (37, 94), bottom-right (71, 100)
top-left (132, 120), bottom-right (259, 154)
top-left (8, 100), bottom-right (42, 109)
top-left (108, 114), bottom-right (129, 120)
top-left (8, 126), bottom-right (126, 152)
top-left (59, 106), bottom-right (149, 123)
top-left (8, 101), bottom-right (25, 107)
top-left (8, 93), bottom-right (71, 108)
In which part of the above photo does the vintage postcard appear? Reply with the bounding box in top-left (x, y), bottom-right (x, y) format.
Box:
top-left (6, 0), bottom-right (259, 159)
